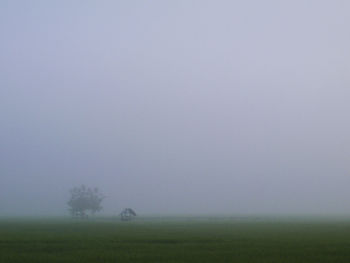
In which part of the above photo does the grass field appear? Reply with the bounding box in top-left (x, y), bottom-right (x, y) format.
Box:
top-left (1, 217), bottom-right (350, 262)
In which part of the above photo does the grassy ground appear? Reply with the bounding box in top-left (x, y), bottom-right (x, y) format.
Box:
top-left (1, 217), bottom-right (350, 262)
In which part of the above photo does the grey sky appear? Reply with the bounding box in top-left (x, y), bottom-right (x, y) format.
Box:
top-left (1, 0), bottom-right (350, 216)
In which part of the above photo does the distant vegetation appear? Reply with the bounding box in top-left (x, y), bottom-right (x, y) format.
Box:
top-left (67, 185), bottom-right (104, 218)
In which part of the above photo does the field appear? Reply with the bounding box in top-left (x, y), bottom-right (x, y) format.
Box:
top-left (1, 217), bottom-right (350, 262)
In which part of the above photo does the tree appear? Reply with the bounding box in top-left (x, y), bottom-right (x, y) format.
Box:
top-left (68, 185), bottom-right (104, 218)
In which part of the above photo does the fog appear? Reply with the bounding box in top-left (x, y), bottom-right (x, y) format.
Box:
top-left (1, 0), bottom-right (350, 216)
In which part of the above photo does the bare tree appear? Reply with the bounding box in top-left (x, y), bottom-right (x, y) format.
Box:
top-left (68, 185), bottom-right (104, 218)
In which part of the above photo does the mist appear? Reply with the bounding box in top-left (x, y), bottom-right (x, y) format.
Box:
top-left (1, 0), bottom-right (350, 217)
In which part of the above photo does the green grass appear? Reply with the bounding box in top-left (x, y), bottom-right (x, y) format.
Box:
top-left (1, 217), bottom-right (350, 262)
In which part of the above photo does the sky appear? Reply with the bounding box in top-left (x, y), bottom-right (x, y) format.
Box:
top-left (1, 0), bottom-right (350, 216)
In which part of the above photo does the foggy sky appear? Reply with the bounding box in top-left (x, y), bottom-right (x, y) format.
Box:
top-left (1, 0), bottom-right (350, 216)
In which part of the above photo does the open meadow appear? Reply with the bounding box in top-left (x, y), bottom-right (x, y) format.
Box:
top-left (1, 217), bottom-right (350, 262)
